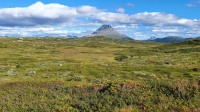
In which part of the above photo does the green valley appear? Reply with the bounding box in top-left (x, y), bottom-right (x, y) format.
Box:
top-left (0, 37), bottom-right (199, 111)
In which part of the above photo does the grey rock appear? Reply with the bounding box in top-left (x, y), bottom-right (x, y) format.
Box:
top-left (6, 69), bottom-right (18, 76)
top-left (60, 71), bottom-right (71, 78)
top-left (26, 71), bottom-right (36, 76)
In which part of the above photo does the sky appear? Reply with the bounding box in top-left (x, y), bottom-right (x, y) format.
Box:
top-left (0, 0), bottom-right (200, 40)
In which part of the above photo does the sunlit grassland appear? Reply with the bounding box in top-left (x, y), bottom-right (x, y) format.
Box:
top-left (0, 36), bottom-right (199, 111)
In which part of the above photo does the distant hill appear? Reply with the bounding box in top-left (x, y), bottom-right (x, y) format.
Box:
top-left (86, 25), bottom-right (133, 40)
top-left (196, 36), bottom-right (200, 39)
top-left (66, 35), bottom-right (78, 38)
top-left (145, 36), bottom-right (191, 43)
top-left (178, 38), bottom-right (200, 45)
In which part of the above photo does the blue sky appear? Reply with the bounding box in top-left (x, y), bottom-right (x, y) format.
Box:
top-left (0, 0), bottom-right (200, 40)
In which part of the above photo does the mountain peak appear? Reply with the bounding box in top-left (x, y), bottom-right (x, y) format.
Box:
top-left (92, 25), bottom-right (114, 34)
top-left (89, 25), bottom-right (133, 40)
top-left (97, 24), bottom-right (113, 30)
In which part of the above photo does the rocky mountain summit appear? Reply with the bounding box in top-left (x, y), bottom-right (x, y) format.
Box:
top-left (88, 25), bottom-right (133, 40)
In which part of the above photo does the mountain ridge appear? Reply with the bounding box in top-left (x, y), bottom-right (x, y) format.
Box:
top-left (145, 36), bottom-right (192, 43)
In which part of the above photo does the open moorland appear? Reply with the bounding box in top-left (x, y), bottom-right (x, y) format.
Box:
top-left (0, 37), bottom-right (200, 111)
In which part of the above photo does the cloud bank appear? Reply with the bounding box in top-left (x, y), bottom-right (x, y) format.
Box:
top-left (0, 2), bottom-right (200, 39)
top-left (0, 2), bottom-right (101, 26)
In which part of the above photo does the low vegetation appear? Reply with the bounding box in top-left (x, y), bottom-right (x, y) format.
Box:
top-left (0, 37), bottom-right (199, 111)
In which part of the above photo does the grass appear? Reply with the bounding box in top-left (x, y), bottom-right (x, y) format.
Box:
top-left (0, 36), bottom-right (200, 111)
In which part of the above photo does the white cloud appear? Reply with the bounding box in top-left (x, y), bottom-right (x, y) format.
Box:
top-left (93, 12), bottom-right (200, 27)
top-left (187, 0), bottom-right (200, 7)
top-left (0, 2), bottom-right (199, 28)
top-left (187, 4), bottom-right (196, 7)
top-left (185, 28), bottom-right (200, 35)
top-left (132, 12), bottom-right (200, 27)
top-left (0, 26), bottom-right (69, 36)
top-left (150, 26), bottom-right (200, 38)
top-left (0, 2), bottom-right (200, 39)
top-left (134, 32), bottom-right (144, 37)
top-left (116, 8), bottom-right (125, 13)
top-left (93, 12), bottom-right (130, 24)
top-left (0, 2), bottom-right (99, 26)
top-left (152, 28), bottom-right (180, 33)
top-left (76, 5), bottom-right (100, 14)
top-left (126, 3), bottom-right (135, 7)
top-left (114, 25), bottom-right (127, 28)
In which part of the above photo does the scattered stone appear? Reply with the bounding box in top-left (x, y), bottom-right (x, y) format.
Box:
top-left (60, 71), bottom-right (71, 78)
top-left (16, 40), bottom-right (23, 42)
top-left (101, 63), bottom-right (108, 66)
top-left (58, 63), bottom-right (63, 66)
top-left (6, 69), bottom-right (18, 76)
top-left (26, 71), bottom-right (36, 76)
top-left (134, 71), bottom-right (147, 76)
top-left (150, 74), bottom-right (157, 78)
top-left (0, 78), bottom-right (10, 81)
top-left (42, 75), bottom-right (51, 78)
top-left (18, 37), bottom-right (23, 40)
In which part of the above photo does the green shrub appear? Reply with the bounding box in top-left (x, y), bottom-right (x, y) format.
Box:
top-left (114, 55), bottom-right (128, 61)
top-left (0, 42), bottom-right (7, 48)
